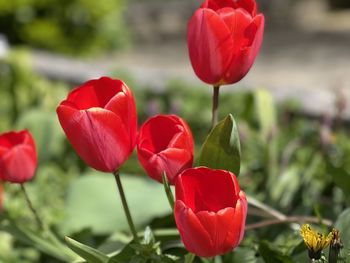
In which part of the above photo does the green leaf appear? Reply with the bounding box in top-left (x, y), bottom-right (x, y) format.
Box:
top-left (61, 173), bottom-right (171, 235)
top-left (335, 208), bottom-right (350, 250)
top-left (184, 253), bottom-right (195, 263)
top-left (199, 114), bottom-right (241, 175)
top-left (259, 241), bottom-right (294, 263)
top-left (0, 216), bottom-right (76, 262)
top-left (254, 89), bottom-right (277, 140)
top-left (65, 236), bottom-right (109, 263)
top-left (108, 242), bottom-right (138, 263)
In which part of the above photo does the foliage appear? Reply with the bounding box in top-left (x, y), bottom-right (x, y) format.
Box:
top-left (0, 0), bottom-right (128, 55)
top-left (1, 50), bottom-right (350, 262)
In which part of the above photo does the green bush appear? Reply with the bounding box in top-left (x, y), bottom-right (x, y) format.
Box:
top-left (0, 0), bottom-right (129, 55)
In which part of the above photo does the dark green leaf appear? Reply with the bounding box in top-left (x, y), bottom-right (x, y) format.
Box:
top-left (199, 114), bottom-right (241, 175)
top-left (259, 241), bottom-right (294, 263)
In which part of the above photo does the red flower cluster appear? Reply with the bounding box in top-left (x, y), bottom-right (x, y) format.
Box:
top-left (2, 0), bottom-right (261, 257)
top-left (56, 76), bottom-right (247, 257)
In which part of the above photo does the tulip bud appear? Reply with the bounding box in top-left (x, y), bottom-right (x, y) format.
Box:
top-left (137, 115), bottom-right (194, 185)
top-left (0, 130), bottom-right (37, 183)
top-left (57, 77), bottom-right (138, 172)
top-left (174, 167), bottom-right (247, 257)
top-left (188, 0), bottom-right (264, 86)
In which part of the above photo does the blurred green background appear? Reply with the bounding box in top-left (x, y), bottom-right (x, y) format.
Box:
top-left (1, 0), bottom-right (350, 262)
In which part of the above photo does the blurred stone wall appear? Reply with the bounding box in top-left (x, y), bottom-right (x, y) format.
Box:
top-left (125, 0), bottom-right (349, 44)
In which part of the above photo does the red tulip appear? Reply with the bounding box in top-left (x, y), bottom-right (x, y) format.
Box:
top-left (174, 167), bottom-right (247, 257)
top-left (0, 130), bottom-right (37, 183)
top-left (57, 77), bottom-right (137, 172)
top-left (137, 115), bottom-right (194, 184)
top-left (188, 0), bottom-right (264, 85)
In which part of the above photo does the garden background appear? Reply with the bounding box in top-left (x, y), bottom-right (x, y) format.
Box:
top-left (1, 0), bottom-right (350, 262)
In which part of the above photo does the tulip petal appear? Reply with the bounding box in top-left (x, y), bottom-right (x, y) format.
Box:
top-left (175, 201), bottom-right (214, 257)
top-left (66, 77), bottom-right (123, 110)
top-left (176, 168), bottom-right (239, 213)
top-left (0, 145), bottom-right (36, 183)
top-left (201, 0), bottom-right (257, 16)
top-left (224, 197), bottom-right (247, 246)
top-left (217, 7), bottom-right (254, 49)
top-left (196, 208), bottom-right (241, 255)
top-left (222, 14), bottom-right (264, 84)
top-left (57, 105), bottom-right (130, 172)
top-left (105, 85), bottom-right (138, 148)
top-left (188, 8), bottom-right (234, 85)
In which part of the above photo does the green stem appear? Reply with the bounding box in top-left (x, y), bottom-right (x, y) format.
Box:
top-left (113, 170), bottom-right (139, 243)
top-left (20, 184), bottom-right (44, 230)
top-left (162, 172), bottom-right (174, 210)
top-left (211, 85), bottom-right (220, 129)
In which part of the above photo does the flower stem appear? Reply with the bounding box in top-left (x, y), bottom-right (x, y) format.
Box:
top-left (245, 215), bottom-right (332, 230)
top-left (113, 170), bottom-right (139, 243)
top-left (162, 172), bottom-right (174, 210)
top-left (20, 184), bottom-right (44, 231)
top-left (211, 85), bottom-right (220, 129)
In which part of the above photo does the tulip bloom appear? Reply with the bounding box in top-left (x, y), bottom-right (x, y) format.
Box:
top-left (137, 115), bottom-right (194, 184)
top-left (0, 130), bottom-right (37, 183)
top-left (188, 0), bottom-right (265, 86)
top-left (57, 77), bottom-right (137, 172)
top-left (174, 167), bottom-right (247, 257)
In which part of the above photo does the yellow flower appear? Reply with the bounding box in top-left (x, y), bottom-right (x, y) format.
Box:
top-left (300, 224), bottom-right (333, 260)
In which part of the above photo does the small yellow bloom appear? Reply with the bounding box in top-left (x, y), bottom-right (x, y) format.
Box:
top-left (300, 224), bottom-right (333, 260)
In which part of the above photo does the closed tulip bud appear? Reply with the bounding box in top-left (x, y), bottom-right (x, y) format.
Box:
top-left (174, 167), bottom-right (247, 257)
top-left (188, 0), bottom-right (265, 86)
top-left (57, 77), bottom-right (137, 172)
top-left (0, 130), bottom-right (37, 183)
top-left (137, 115), bottom-right (194, 185)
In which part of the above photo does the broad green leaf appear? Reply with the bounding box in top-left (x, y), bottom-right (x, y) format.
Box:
top-left (259, 241), bottom-right (294, 263)
top-left (254, 89), bottom-right (277, 140)
top-left (61, 173), bottom-right (171, 235)
top-left (65, 236), bottom-right (109, 263)
top-left (199, 114), bottom-right (241, 175)
top-left (335, 208), bottom-right (350, 250)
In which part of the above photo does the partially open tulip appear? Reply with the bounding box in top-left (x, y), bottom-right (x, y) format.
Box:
top-left (0, 130), bottom-right (37, 183)
top-left (174, 167), bottom-right (247, 257)
top-left (188, 0), bottom-right (264, 86)
top-left (57, 77), bottom-right (137, 172)
top-left (137, 115), bottom-right (194, 184)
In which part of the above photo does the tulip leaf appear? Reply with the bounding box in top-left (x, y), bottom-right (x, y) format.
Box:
top-left (259, 241), bottom-right (294, 263)
top-left (335, 208), bottom-right (350, 251)
top-left (254, 89), bottom-right (277, 140)
top-left (199, 114), bottom-right (241, 176)
top-left (65, 236), bottom-right (109, 263)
